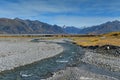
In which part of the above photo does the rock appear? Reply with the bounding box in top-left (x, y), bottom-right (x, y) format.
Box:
top-left (95, 45), bottom-right (120, 56)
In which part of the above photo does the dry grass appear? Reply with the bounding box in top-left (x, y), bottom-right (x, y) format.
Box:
top-left (0, 32), bottom-right (120, 47)
top-left (0, 35), bottom-right (64, 41)
top-left (70, 32), bottom-right (120, 47)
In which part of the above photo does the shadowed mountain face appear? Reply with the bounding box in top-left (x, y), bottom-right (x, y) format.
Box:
top-left (0, 18), bottom-right (64, 34)
top-left (79, 20), bottom-right (120, 34)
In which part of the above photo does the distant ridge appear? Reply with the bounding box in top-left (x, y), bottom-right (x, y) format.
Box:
top-left (0, 18), bottom-right (64, 34)
top-left (79, 20), bottom-right (120, 34)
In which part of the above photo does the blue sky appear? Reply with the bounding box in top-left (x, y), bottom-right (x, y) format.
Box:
top-left (0, 0), bottom-right (120, 27)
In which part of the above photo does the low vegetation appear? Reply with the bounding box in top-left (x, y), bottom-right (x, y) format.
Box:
top-left (70, 32), bottom-right (120, 47)
top-left (0, 32), bottom-right (120, 47)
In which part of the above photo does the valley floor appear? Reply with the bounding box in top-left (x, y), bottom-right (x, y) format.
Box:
top-left (0, 37), bottom-right (120, 80)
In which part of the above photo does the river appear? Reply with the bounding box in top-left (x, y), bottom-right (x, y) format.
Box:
top-left (0, 40), bottom-right (119, 80)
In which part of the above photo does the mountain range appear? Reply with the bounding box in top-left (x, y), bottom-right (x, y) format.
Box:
top-left (79, 20), bottom-right (120, 34)
top-left (0, 18), bottom-right (64, 34)
top-left (0, 18), bottom-right (120, 34)
top-left (63, 20), bottom-right (120, 34)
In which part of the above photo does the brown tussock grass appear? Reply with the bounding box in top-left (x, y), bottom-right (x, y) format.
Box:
top-left (70, 32), bottom-right (120, 47)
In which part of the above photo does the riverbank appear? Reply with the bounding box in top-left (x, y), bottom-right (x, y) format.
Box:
top-left (44, 43), bottom-right (120, 80)
top-left (0, 38), bottom-right (64, 72)
top-left (82, 45), bottom-right (120, 72)
top-left (69, 32), bottom-right (120, 72)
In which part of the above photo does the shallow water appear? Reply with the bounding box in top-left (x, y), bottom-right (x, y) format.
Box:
top-left (0, 41), bottom-right (83, 80)
top-left (0, 40), bottom-right (120, 80)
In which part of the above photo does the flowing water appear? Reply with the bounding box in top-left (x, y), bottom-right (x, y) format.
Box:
top-left (0, 40), bottom-right (119, 80)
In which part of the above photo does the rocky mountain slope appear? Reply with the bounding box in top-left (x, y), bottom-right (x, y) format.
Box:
top-left (0, 18), bottom-right (64, 34)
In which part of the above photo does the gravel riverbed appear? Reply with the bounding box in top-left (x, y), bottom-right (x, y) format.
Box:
top-left (0, 38), bottom-right (64, 72)
top-left (82, 45), bottom-right (120, 72)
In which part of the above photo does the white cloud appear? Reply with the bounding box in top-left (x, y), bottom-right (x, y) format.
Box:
top-left (0, 0), bottom-right (79, 16)
top-left (0, 0), bottom-right (120, 27)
